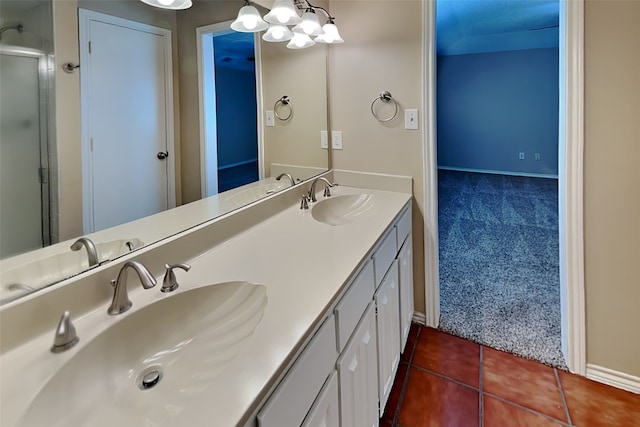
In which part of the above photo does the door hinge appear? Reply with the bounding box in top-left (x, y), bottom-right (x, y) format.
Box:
top-left (88, 41), bottom-right (92, 54)
top-left (39, 167), bottom-right (49, 184)
top-left (90, 137), bottom-right (94, 151)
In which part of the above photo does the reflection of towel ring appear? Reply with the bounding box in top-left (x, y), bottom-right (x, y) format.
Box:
top-left (274, 96), bottom-right (293, 121)
top-left (371, 91), bottom-right (399, 122)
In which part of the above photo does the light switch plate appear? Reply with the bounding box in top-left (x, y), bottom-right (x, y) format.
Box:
top-left (331, 131), bottom-right (343, 150)
top-left (266, 111), bottom-right (275, 127)
top-left (405, 109), bottom-right (419, 130)
top-left (321, 131), bottom-right (328, 149)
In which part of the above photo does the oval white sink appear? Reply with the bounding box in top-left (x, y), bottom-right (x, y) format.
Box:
top-left (311, 194), bottom-right (375, 226)
top-left (20, 281), bottom-right (267, 427)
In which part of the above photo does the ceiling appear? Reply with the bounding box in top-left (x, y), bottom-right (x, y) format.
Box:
top-left (436, 0), bottom-right (559, 56)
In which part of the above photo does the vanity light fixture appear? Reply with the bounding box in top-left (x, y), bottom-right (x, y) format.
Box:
top-left (292, 9), bottom-right (323, 36)
top-left (139, 0), bottom-right (192, 10)
top-left (231, 0), bottom-right (269, 32)
top-left (262, 24), bottom-right (294, 42)
top-left (264, 0), bottom-right (303, 25)
top-left (231, 0), bottom-right (343, 49)
top-left (287, 32), bottom-right (316, 49)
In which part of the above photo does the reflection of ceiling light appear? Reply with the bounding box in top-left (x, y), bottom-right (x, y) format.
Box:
top-left (292, 9), bottom-right (323, 36)
top-left (264, 0), bottom-right (302, 25)
top-left (231, 3), bottom-right (269, 33)
top-left (315, 21), bottom-right (344, 44)
top-left (263, 24), bottom-right (294, 42)
top-left (287, 33), bottom-right (315, 49)
top-left (139, 0), bottom-right (192, 10)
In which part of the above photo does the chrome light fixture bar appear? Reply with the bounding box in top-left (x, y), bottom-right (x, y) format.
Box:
top-left (231, 0), bottom-right (343, 49)
top-left (139, 0), bottom-right (192, 10)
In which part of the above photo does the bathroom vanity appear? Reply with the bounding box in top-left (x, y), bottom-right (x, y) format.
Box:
top-left (0, 171), bottom-right (414, 427)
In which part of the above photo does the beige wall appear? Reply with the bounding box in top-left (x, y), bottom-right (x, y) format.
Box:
top-left (584, 0), bottom-right (640, 377)
top-left (331, 0), bottom-right (640, 378)
top-left (328, 0), bottom-right (426, 313)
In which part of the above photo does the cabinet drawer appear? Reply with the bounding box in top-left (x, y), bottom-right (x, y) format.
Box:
top-left (334, 260), bottom-right (375, 353)
top-left (395, 205), bottom-right (412, 249)
top-left (373, 227), bottom-right (397, 288)
top-left (302, 370), bottom-right (339, 427)
top-left (257, 315), bottom-right (338, 427)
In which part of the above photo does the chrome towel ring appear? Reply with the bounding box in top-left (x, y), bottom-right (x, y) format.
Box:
top-left (371, 91), bottom-right (399, 122)
top-left (274, 96), bottom-right (293, 121)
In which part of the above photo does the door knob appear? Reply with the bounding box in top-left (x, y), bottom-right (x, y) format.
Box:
top-left (157, 151), bottom-right (169, 160)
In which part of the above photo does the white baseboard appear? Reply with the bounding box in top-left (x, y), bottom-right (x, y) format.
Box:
top-left (586, 364), bottom-right (640, 394)
top-left (412, 311), bottom-right (427, 326)
top-left (438, 166), bottom-right (559, 180)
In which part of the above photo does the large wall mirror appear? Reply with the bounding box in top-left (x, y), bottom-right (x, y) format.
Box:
top-left (0, 0), bottom-right (329, 304)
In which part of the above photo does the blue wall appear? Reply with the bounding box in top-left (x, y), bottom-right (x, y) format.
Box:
top-left (437, 48), bottom-right (559, 176)
top-left (214, 65), bottom-right (258, 168)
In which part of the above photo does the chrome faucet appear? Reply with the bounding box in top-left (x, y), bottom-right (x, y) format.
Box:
top-left (161, 263), bottom-right (191, 293)
top-left (308, 177), bottom-right (336, 202)
top-left (108, 261), bottom-right (157, 315)
top-left (70, 237), bottom-right (99, 267)
top-left (50, 310), bottom-right (79, 353)
top-left (275, 173), bottom-right (296, 187)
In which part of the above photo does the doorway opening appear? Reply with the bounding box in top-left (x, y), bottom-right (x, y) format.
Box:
top-left (197, 23), bottom-right (260, 198)
top-left (434, 0), bottom-right (564, 367)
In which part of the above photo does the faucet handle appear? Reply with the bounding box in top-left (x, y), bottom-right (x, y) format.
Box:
top-left (51, 310), bottom-right (79, 353)
top-left (300, 194), bottom-right (310, 210)
top-left (323, 186), bottom-right (332, 198)
top-left (161, 263), bottom-right (191, 293)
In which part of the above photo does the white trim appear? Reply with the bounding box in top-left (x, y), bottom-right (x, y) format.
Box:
top-left (438, 166), bottom-right (558, 180)
top-left (421, 0), bottom-right (586, 369)
top-left (422, 0), bottom-right (440, 328)
top-left (254, 33), bottom-right (266, 181)
top-left (79, 9), bottom-right (175, 233)
top-left (559, 0), bottom-right (586, 375)
top-left (412, 311), bottom-right (427, 326)
top-left (586, 364), bottom-right (640, 395)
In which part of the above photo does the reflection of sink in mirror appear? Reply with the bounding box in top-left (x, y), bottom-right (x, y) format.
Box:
top-left (224, 179), bottom-right (290, 208)
top-left (19, 281), bottom-right (267, 427)
top-left (0, 238), bottom-right (144, 304)
top-left (311, 194), bottom-right (375, 226)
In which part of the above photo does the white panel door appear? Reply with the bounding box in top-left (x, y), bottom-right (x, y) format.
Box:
top-left (337, 303), bottom-right (379, 427)
top-left (375, 260), bottom-right (401, 415)
top-left (399, 234), bottom-right (414, 350)
top-left (81, 11), bottom-right (173, 232)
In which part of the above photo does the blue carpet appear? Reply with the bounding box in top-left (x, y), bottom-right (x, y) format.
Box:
top-left (438, 170), bottom-right (566, 368)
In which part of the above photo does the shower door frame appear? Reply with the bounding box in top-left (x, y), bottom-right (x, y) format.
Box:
top-left (0, 45), bottom-right (53, 252)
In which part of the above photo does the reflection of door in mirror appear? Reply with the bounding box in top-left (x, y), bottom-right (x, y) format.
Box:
top-left (197, 23), bottom-right (260, 198)
top-left (79, 10), bottom-right (176, 233)
top-left (0, 0), bottom-right (55, 259)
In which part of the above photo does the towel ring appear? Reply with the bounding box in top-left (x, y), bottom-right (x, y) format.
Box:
top-left (371, 91), bottom-right (399, 122)
top-left (274, 96), bottom-right (293, 121)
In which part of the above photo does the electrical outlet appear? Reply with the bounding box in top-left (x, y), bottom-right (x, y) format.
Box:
top-left (519, 152), bottom-right (525, 160)
top-left (266, 111), bottom-right (275, 127)
top-left (535, 153), bottom-right (541, 161)
top-left (321, 131), bottom-right (328, 149)
top-left (331, 131), bottom-right (343, 150)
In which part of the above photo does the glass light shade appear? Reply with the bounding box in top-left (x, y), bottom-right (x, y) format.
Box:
top-left (231, 5), bottom-right (269, 32)
top-left (292, 11), bottom-right (323, 36)
top-left (315, 23), bottom-right (344, 44)
top-left (139, 0), bottom-right (192, 10)
top-left (263, 0), bottom-right (302, 25)
top-left (262, 24), bottom-right (294, 42)
top-left (287, 32), bottom-right (315, 49)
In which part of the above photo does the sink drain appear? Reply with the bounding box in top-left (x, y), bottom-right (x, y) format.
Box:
top-left (137, 366), bottom-right (163, 390)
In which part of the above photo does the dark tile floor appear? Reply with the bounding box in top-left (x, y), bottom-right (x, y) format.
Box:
top-left (381, 324), bottom-right (640, 427)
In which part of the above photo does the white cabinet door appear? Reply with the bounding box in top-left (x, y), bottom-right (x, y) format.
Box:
top-left (338, 303), bottom-right (379, 427)
top-left (302, 371), bottom-right (340, 427)
top-left (375, 260), bottom-right (400, 416)
top-left (398, 233), bottom-right (414, 350)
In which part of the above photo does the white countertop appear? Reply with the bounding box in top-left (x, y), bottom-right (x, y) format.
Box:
top-left (0, 184), bottom-right (411, 426)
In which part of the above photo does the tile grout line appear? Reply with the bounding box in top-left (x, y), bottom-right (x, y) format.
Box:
top-left (412, 364), bottom-right (481, 393)
top-left (392, 325), bottom-right (422, 426)
top-left (482, 392), bottom-right (572, 427)
top-left (555, 368), bottom-right (573, 426)
top-left (479, 345), bottom-right (484, 427)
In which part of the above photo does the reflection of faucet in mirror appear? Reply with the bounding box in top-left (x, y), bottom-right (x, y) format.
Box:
top-left (70, 238), bottom-right (99, 267)
top-left (108, 261), bottom-right (157, 315)
top-left (308, 177), bottom-right (336, 202)
top-left (276, 173), bottom-right (296, 187)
